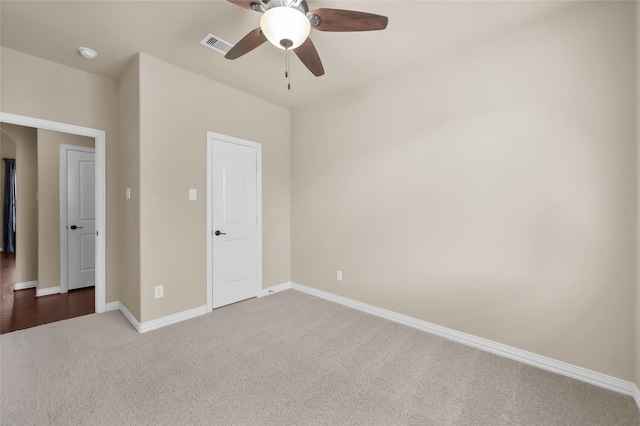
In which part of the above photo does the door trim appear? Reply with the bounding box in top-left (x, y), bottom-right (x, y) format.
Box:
top-left (0, 112), bottom-right (107, 313)
top-left (60, 145), bottom-right (96, 293)
top-left (206, 131), bottom-right (262, 313)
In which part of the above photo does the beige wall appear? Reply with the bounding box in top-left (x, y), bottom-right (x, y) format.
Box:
top-left (0, 130), bottom-right (17, 251)
top-left (117, 55), bottom-right (141, 319)
top-left (36, 129), bottom-right (94, 290)
top-left (1, 123), bottom-right (38, 284)
top-left (291, 1), bottom-right (636, 381)
top-left (636, 0), bottom-right (640, 389)
top-left (138, 53), bottom-right (291, 322)
top-left (1, 46), bottom-right (121, 303)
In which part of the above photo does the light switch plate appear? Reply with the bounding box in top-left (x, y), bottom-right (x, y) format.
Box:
top-left (126, 187), bottom-right (131, 200)
top-left (189, 189), bottom-right (197, 201)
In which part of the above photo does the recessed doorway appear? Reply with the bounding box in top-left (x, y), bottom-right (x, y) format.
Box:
top-left (0, 112), bottom-right (106, 321)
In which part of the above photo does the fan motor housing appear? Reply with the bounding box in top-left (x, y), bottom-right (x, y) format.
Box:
top-left (261, 0), bottom-right (308, 14)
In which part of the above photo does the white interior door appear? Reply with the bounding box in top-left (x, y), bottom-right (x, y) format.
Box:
top-left (210, 137), bottom-right (260, 309)
top-left (66, 148), bottom-right (96, 290)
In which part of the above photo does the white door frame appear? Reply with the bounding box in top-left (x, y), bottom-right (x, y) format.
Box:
top-left (60, 144), bottom-right (96, 293)
top-left (0, 112), bottom-right (107, 313)
top-left (206, 131), bottom-right (262, 313)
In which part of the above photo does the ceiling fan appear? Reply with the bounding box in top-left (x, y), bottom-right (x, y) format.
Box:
top-left (225, 0), bottom-right (389, 78)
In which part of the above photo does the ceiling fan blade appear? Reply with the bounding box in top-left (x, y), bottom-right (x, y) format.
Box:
top-left (294, 37), bottom-right (324, 77)
top-left (226, 0), bottom-right (263, 12)
top-left (225, 28), bottom-right (267, 60)
top-left (307, 9), bottom-right (388, 32)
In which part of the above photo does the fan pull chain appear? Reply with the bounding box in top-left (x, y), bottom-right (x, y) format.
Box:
top-left (285, 49), bottom-right (291, 91)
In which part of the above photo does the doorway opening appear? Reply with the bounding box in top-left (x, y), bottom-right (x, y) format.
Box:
top-left (0, 112), bottom-right (106, 321)
top-left (1, 124), bottom-right (98, 333)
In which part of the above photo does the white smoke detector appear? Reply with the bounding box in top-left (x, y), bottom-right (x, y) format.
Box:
top-left (78, 47), bottom-right (97, 59)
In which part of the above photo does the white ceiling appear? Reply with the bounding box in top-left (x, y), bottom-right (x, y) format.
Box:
top-left (1, 1), bottom-right (574, 109)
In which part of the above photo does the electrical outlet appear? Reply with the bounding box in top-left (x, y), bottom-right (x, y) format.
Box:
top-left (337, 270), bottom-right (343, 281)
top-left (154, 285), bottom-right (164, 299)
top-left (189, 189), bottom-right (197, 201)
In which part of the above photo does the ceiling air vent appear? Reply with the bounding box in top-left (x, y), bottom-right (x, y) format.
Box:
top-left (200, 33), bottom-right (233, 55)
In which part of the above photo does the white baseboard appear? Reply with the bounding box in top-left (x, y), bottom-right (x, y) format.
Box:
top-left (106, 301), bottom-right (141, 332)
top-left (36, 286), bottom-right (60, 297)
top-left (258, 282), bottom-right (292, 297)
top-left (291, 282), bottom-right (639, 401)
top-left (118, 303), bottom-right (141, 332)
top-left (138, 305), bottom-right (207, 333)
top-left (14, 280), bottom-right (37, 290)
top-left (105, 301), bottom-right (121, 312)
top-left (107, 282), bottom-right (292, 333)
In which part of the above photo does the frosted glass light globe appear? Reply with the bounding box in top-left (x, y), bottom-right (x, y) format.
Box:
top-left (260, 7), bottom-right (311, 50)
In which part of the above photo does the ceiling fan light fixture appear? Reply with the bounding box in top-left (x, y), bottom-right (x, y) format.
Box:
top-left (260, 6), bottom-right (310, 50)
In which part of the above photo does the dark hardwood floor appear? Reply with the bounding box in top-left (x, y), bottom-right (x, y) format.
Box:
top-left (1, 252), bottom-right (95, 334)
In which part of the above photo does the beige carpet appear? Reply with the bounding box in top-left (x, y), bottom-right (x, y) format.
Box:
top-left (1, 290), bottom-right (638, 425)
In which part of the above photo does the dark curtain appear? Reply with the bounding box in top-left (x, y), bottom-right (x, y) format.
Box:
top-left (3, 158), bottom-right (16, 252)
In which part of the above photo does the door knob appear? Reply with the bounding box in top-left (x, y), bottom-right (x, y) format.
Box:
top-left (70, 225), bottom-right (83, 230)
top-left (214, 230), bottom-right (226, 236)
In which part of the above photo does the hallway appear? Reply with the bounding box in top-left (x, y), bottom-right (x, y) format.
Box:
top-left (1, 252), bottom-right (95, 334)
